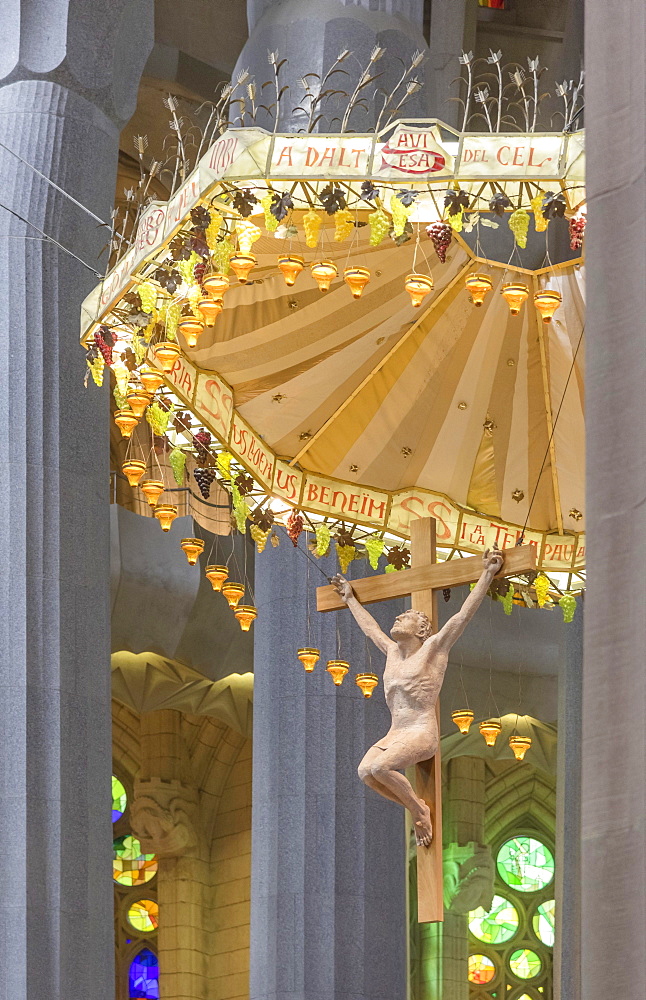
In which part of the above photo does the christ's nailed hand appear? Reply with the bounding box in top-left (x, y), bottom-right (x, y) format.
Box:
top-left (482, 543), bottom-right (504, 575)
top-left (332, 574), bottom-right (353, 603)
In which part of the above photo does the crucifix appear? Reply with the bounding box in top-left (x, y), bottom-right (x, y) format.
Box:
top-left (316, 516), bottom-right (537, 922)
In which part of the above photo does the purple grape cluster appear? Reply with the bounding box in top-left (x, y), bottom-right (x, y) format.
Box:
top-left (193, 467), bottom-right (217, 499)
top-left (426, 222), bottom-right (452, 264)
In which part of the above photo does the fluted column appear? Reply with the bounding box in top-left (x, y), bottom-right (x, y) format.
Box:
top-left (250, 536), bottom-right (407, 1000)
top-left (0, 4), bottom-right (153, 997)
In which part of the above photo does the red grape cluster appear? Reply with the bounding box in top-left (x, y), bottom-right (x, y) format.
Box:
top-left (426, 222), bottom-right (452, 264)
top-left (287, 509), bottom-right (304, 546)
top-left (94, 327), bottom-right (115, 366)
top-left (193, 467), bottom-right (217, 499)
top-left (194, 429), bottom-right (212, 465)
top-left (569, 215), bottom-right (586, 251)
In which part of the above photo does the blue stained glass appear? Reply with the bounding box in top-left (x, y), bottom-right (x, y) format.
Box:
top-left (129, 948), bottom-right (159, 999)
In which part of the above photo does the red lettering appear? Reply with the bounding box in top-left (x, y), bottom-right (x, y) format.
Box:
top-left (513, 146), bottom-right (525, 166)
top-left (463, 147), bottom-right (474, 163)
top-left (276, 469), bottom-right (298, 501)
top-left (351, 148), bottom-right (363, 168)
top-left (348, 494), bottom-right (360, 514)
top-left (426, 501), bottom-right (452, 540)
top-left (276, 145), bottom-right (294, 167)
top-left (319, 487), bottom-right (330, 505)
top-left (319, 147), bottom-right (335, 167)
top-left (367, 498), bottom-right (386, 521)
top-left (497, 145), bottom-right (511, 166)
top-left (307, 483), bottom-right (319, 503)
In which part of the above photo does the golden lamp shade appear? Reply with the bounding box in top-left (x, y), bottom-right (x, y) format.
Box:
top-left (139, 367), bottom-right (165, 394)
top-left (278, 254), bottom-right (304, 286)
top-left (205, 564), bottom-right (229, 591)
top-left (465, 273), bottom-right (493, 307)
top-left (234, 605), bottom-right (257, 631)
top-left (311, 260), bottom-right (338, 292)
top-left (202, 273), bottom-right (230, 298)
top-left (153, 341), bottom-right (181, 372)
top-left (180, 537), bottom-right (204, 566)
top-left (139, 479), bottom-right (165, 507)
top-left (114, 408), bottom-right (139, 438)
top-left (355, 672), bottom-right (379, 699)
top-left (533, 288), bottom-right (562, 323)
top-left (501, 282), bottom-right (529, 315)
top-left (509, 734), bottom-right (532, 761)
top-left (222, 581), bottom-right (245, 609)
top-left (122, 459), bottom-right (146, 488)
top-left (297, 647), bottom-right (320, 672)
top-left (404, 272), bottom-right (434, 308)
top-left (326, 659), bottom-right (350, 686)
top-left (177, 316), bottom-right (205, 348)
top-left (197, 297), bottom-right (223, 325)
top-left (229, 253), bottom-right (257, 284)
top-left (154, 503), bottom-right (178, 532)
top-left (343, 266), bottom-right (371, 299)
top-left (452, 709), bottom-right (475, 735)
top-left (125, 390), bottom-right (152, 418)
top-left (479, 719), bottom-right (502, 747)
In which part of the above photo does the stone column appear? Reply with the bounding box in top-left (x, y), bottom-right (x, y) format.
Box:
top-left (234, 0), bottom-right (432, 131)
top-left (427, 0), bottom-right (478, 128)
top-left (0, 4), bottom-right (152, 997)
top-left (250, 535), bottom-right (407, 1000)
top-left (584, 4), bottom-right (646, 1000)
top-left (554, 606), bottom-right (582, 1000)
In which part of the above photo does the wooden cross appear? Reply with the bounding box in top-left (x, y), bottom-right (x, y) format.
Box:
top-left (316, 516), bottom-right (537, 923)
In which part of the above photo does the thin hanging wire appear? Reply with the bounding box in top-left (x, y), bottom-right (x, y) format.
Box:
top-left (486, 594), bottom-right (502, 721)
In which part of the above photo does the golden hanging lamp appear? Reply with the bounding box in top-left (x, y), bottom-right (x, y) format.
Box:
top-left (114, 408), bottom-right (139, 438)
top-left (205, 564), bottom-right (229, 592)
top-left (501, 282), bottom-right (529, 316)
top-left (465, 273), bottom-right (493, 307)
top-left (509, 734), bottom-right (532, 761)
top-left (452, 709), bottom-right (475, 734)
top-left (122, 459), bottom-right (146, 488)
top-left (310, 260), bottom-right (338, 292)
top-left (355, 672), bottom-right (379, 699)
top-left (222, 581), bottom-right (245, 609)
top-left (177, 316), bottom-right (205, 348)
top-left (326, 659), bottom-right (350, 686)
top-left (297, 648), bottom-right (320, 673)
top-left (197, 297), bottom-right (223, 325)
top-left (533, 288), bottom-right (562, 323)
top-left (234, 605), bottom-right (257, 631)
top-left (153, 341), bottom-right (181, 372)
top-left (479, 719), bottom-right (502, 747)
top-left (229, 253), bottom-right (257, 283)
top-left (125, 390), bottom-right (152, 418)
top-left (180, 537), bottom-right (204, 565)
top-left (139, 479), bottom-right (165, 507)
top-left (154, 503), bottom-right (178, 532)
top-left (277, 254), bottom-right (304, 286)
top-left (202, 273), bottom-right (230, 298)
top-left (404, 273), bottom-right (434, 308)
top-left (139, 367), bottom-right (165, 394)
top-left (343, 266), bottom-right (371, 299)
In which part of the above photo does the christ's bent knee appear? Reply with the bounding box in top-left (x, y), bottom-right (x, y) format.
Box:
top-left (358, 758), bottom-right (373, 783)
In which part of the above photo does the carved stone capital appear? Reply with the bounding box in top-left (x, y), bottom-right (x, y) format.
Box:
top-left (443, 842), bottom-right (494, 914)
top-left (131, 778), bottom-right (200, 858)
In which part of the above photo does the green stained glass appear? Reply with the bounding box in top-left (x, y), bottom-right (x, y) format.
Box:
top-left (468, 954), bottom-right (496, 985)
top-left (128, 898), bottom-right (159, 933)
top-left (533, 898), bottom-right (555, 947)
top-left (112, 775), bottom-right (127, 823)
top-left (509, 948), bottom-right (542, 980)
top-left (113, 835), bottom-right (158, 887)
top-left (496, 837), bottom-right (554, 893)
top-left (469, 895), bottom-right (519, 944)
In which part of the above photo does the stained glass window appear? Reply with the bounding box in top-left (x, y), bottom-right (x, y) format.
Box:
top-left (128, 899), bottom-right (159, 933)
top-left (509, 948), bottom-right (542, 980)
top-left (496, 837), bottom-right (554, 893)
top-left (112, 775), bottom-right (128, 823)
top-left (129, 948), bottom-right (159, 999)
top-left (469, 894), bottom-right (519, 944)
top-left (113, 835), bottom-right (158, 887)
top-left (532, 899), bottom-right (555, 947)
top-left (468, 954), bottom-right (496, 985)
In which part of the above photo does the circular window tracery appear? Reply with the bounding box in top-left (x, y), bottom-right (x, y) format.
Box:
top-left (113, 834), bottom-right (158, 887)
top-left (127, 898), bottom-right (159, 933)
top-left (496, 837), bottom-right (554, 893)
top-left (469, 894), bottom-right (520, 944)
top-left (509, 948), bottom-right (542, 980)
top-left (112, 775), bottom-right (127, 823)
top-left (468, 954), bottom-right (497, 985)
top-left (532, 899), bottom-right (555, 947)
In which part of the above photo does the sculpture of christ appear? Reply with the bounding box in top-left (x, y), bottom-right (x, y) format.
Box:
top-left (332, 545), bottom-right (504, 847)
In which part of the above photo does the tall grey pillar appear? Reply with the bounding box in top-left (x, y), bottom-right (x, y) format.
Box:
top-left (234, 0), bottom-right (433, 131)
top-left (554, 606), bottom-right (582, 1000)
top-left (584, 4), bottom-right (646, 1000)
top-left (0, 4), bottom-right (153, 997)
top-left (427, 0), bottom-right (477, 128)
top-left (251, 535), bottom-right (407, 1000)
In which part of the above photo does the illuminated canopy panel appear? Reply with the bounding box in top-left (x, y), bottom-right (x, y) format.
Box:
top-left (496, 837), bottom-right (555, 893)
top-left (469, 894), bottom-right (519, 944)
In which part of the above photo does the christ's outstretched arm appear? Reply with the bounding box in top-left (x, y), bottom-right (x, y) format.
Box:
top-left (434, 545), bottom-right (504, 652)
top-left (331, 574), bottom-right (394, 654)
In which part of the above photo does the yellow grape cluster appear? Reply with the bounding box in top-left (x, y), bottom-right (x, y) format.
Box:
top-left (177, 252), bottom-right (199, 286)
top-left (212, 237), bottom-right (234, 273)
top-left (133, 336), bottom-right (146, 364)
top-left (446, 209), bottom-right (464, 233)
top-left (250, 524), bottom-right (271, 553)
top-left (187, 285), bottom-right (201, 311)
top-left (235, 219), bottom-right (262, 253)
top-left (146, 400), bottom-right (172, 436)
top-left (509, 209), bottom-right (530, 249)
top-left (336, 543), bottom-right (356, 574)
top-left (559, 593), bottom-right (577, 623)
top-left (112, 362), bottom-right (129, 400)
top-left (314, 522), bottom-right (331, 556)
top-left (303, 209), bottom-right (322, 248)
top-left (260, 193), bottom-right (278, 232)
top-left (165, 300), bottom-right (181, 341)
top-left (233, 495), bottom-right (250, 533)
top-left (390, 194), bottom-right (411, 238)
top-left (530, 195), bottom-right (549, 232)
top-left (534, 573), bottom-right (551, 607)
top-left (205, 211), bottom-right (223, 249)
top-left (217, 451), bottom-right (232, 478)
top-left (334, 208), bottom-right (354, 242)
top-left (138, 281), bottom-right (158, 314)
top-left (364, 535), bottom-right (385, 570)
top-left (369, 208), bottom-right (390, 246)
top-left (88, 355), bottom-right (104, 386)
